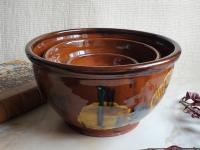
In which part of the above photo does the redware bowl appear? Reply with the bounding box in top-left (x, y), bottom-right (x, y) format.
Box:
top-left (25, 28), bottom-right (181, 137)
top-left (44, 38), bottom-right (160, 65)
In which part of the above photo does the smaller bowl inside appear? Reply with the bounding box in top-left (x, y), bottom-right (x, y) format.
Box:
top-left (44, 38), bottom-right (160, 66)
top-left (67, 53), bottom-right (138, 66)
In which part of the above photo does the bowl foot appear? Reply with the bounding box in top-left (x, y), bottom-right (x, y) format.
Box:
top-left (67, 123), bottom-right (139, 137)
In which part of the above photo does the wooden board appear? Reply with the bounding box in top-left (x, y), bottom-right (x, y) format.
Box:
top-left (0, 60), bottom-right (46, 123)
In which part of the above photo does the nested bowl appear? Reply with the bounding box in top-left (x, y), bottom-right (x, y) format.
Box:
top-left (25, 28), bottom-right (181, 137)
top-left (44, 38), bottom-right (160, 65)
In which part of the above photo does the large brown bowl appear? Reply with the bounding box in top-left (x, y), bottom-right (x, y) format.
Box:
top-left (25, 28), bottom-right (181, 137)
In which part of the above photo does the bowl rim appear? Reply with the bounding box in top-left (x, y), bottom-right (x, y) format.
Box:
top-left (25, 28), bottom-right (181, 74)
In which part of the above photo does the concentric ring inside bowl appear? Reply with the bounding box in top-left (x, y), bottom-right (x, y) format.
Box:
top-left (67, 53), bottom-right (138, 66)
top-left (44, 38), bottom-right (160, 67)
top-left (27, 28), bottom-right (181, 74)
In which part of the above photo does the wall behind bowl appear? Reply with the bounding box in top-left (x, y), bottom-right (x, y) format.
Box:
top-left (0, 0), bottom-right (200, 85)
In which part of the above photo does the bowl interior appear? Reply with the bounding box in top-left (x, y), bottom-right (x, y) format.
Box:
top-left (44, 38), bottom-right (160, 66)
top-left (28, 28), bottom-right (180, 74)
top-left (68, 53), bottom-right (138, 66)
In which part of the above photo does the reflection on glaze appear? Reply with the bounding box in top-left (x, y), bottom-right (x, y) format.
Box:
top-left (149, 69), bottom-right (173, 107)
top-left (77, 69), bottom-right (172, 130)
top-left (78, 102), bottom-right (131, 130)
top-left (77, 85), bottom-right (150, 130)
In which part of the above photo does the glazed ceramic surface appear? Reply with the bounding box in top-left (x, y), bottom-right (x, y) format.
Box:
top-left (26, 28), bottom-right (181, 137)
top-left (65, 53), bottom-right (138, 66)
top-left (44, 38), bottom-right (160, 65)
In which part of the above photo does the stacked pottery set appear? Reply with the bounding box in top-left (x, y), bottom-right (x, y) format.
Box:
top-left (26, 28), bottom-right (181, 137)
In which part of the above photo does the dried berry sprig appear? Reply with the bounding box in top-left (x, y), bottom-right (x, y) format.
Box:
top-left (143, 145), bottom-right (199, 150)
top-left (179, 92), bottom-right (200, 118)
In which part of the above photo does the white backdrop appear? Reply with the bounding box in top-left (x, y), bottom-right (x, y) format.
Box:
top-left (1, 0), bottom-right (200, 84)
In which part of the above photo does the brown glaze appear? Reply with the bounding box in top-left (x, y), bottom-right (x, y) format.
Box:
top-left (25, 28), bottom-right (181, 137)
top-left (67, 53), bottom-right (138, 66)
top-left (44, 38), bottom-right (160, 65)
top-left (68, 122), bottom-right (139, 137)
